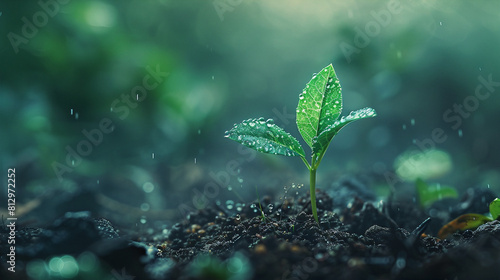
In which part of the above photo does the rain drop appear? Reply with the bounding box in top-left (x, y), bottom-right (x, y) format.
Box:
top-left (226, 200), bottom-right (234, 210)
top-left (152, 153), bottom-right (155, 159)
top-left (439, 21), bottom-right (443, 26)
top-left (212, 75), bottom-right (214, 80)
top-left (249, 122), bottom-right (255, 127)
top-left (402, 124), bottom-right (407, 130)
top-left (70, 108), bottom-right (73, 115)
top-left (458, 129), bottom-right (463, 137)
top-left (141, 203), bottom-right (150, 211)
top-left (75, 112), bottom-right (79, 120)
top-left (411, 119), bottom-right (415, 126)
top-left (194, 158), bottom-right (197, 164)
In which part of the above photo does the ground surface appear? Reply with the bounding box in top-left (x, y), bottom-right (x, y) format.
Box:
top-left (2, 177), bottom-right (500, 280)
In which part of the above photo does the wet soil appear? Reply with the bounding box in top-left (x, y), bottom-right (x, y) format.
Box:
top-left (2, 177), bottom-right (500, 280)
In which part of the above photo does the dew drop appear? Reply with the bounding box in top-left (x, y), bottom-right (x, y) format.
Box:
top-left (249, 122), bottom-right (255, 127)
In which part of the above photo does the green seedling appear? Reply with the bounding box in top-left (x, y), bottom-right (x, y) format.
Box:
top-left (225, 64), bottom-right (376, 223)
top-left (255, 187), bottom-right (266, 223)
top-left (416, 178), bottom-right (458, 208)
top-left (438, 197), bottom-right (500, 239)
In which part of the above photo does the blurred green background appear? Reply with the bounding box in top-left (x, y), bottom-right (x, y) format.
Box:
top-left (1, 0), bottom-right (500, 227)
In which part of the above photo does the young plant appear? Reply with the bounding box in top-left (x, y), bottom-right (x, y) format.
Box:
top-left (438, 197), bottom-right (500, 239)
top-left (225, 64), bottom-right (376, 223)
top-left (415, 178), bottom-right (458, 209)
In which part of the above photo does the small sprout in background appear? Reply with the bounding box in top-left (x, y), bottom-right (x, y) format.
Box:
top-left (438, 198), bottom-right (500, 239)
top-left (188, 253), bottom-right (251, 280)
top-left (255, 187), bottom-right (266, 223)
top-left (225, 64), bottom-right (376, 223)
top-left (415, 178), bottom-right (458, 209)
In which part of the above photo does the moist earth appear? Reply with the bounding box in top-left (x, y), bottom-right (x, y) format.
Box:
top-left (1, 177), bottom-right (499, 280)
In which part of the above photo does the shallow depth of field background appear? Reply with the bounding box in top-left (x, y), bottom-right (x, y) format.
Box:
top-left (1, 0), bottom-right (500, 227)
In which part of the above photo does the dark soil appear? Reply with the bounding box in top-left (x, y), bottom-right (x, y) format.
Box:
top-left (2, 177), bottom-right (500, 280)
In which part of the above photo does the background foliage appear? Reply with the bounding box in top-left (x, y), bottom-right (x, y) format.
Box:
top-left (1, 0), bottom-right (499, 225)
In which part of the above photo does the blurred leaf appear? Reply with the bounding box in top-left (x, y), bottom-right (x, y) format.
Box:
top-left (438, 213), bottom-right (492, 239)
top-left (416, 178), bottom-right (458, 208)
top-left (489, 198), bottom-right (500, 220)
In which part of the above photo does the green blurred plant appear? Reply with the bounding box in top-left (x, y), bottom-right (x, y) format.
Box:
top-left (225, 64), bottom-right (376, 223)
top-left (415, 178), bottom-right (458, 208)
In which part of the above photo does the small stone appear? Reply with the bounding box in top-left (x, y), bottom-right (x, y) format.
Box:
top-left (254, 244), bottom-right (267, 254)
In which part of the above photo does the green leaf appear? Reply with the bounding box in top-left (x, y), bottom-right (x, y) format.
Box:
top-left (312, 107), bottom-right (376, 155)
top-left (489, 198), bottom-right (500, 219)
top-left (438, 213), bottom-right (492, 239)
top-left (225, 117), bottom-right (305, 157)
top-left (296, 64), bottom-right (342, 149)
top-left (415, 178), bottom-right (458, 208)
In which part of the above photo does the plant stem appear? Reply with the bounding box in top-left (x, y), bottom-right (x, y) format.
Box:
top-left (310, 167), bottom-right (318, 223)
